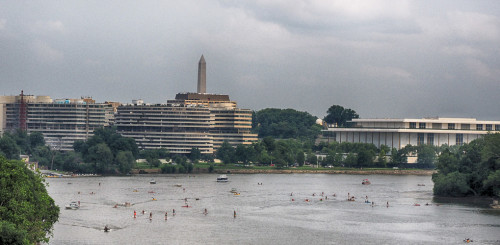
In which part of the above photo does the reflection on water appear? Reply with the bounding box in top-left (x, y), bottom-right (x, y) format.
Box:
top-left (46, 174), bottom-right (500, 245)
top-left (433, 196), bottom-right (495, 208)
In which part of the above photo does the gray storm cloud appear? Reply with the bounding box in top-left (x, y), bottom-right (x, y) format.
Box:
top-left (0, 0), bottom-right (499, 119)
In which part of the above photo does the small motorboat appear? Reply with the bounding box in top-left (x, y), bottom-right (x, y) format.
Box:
top-left (175, 184), bottom-right (182, 187)
top-left (150, 179), bottom-right (156, 184)
top-left (362, 179), bottom-right (371, 185)
top-left (65, 201), bottom-right (80, 210)
top-left (217, 175), bottom-right (228, 182)
top-left (230, 188), bottom-right (238, 193)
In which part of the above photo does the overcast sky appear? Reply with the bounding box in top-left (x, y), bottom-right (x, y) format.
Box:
top-left (1, 1), bottom-right (499, 120)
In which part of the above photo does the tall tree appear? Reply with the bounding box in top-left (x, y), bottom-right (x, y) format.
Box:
top-left (0, 135), bottom-right (20, 160)
top-left (216, 141), bottom-right (235, 164)
top-left (252, 108), bottom-right (322, 140)
top-left (0, 157), bottom-right (59, 243)
top-left (296, 151), bottom-right (305, 166)
top-left (87, 143), bottom-right (113, 173)
top-left (29, 131), bottom-right (46, 150)
top-left (115, 151), bottom-right (135, 174)
top-left (416, 145), bottom-right (437, 168)
top-left (323, 105), bottom-right (359, 127)
top-left (189, 147), bottom-right (201, 163)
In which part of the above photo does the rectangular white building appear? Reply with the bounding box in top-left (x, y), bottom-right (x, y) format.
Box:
top-left (321, 118), bottom-right (500, 149)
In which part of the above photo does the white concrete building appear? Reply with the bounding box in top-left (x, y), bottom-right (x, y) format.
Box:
top-left (321, 118), bottom-right (500, 149)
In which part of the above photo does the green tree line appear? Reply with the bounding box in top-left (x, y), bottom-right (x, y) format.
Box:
top-left (433, 133), bottom-right (500, 197)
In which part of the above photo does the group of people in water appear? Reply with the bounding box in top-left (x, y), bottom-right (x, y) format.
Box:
top-left (289, 191), bottom-right (396, 208)
top-left (100, 182), bottom-right (239, 233)
top-left (288, 190), bottom-right (441, 209)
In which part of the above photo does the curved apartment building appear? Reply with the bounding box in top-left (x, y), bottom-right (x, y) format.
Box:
top-left (115, 93), bottom-right (258, 154)
top-left (115, 103), bottom-right (215, 154)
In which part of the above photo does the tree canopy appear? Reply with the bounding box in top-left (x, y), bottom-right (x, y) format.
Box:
top-left (74, 127), bottom-right (139, 174)
top-left (323, 105), bottom-right (359, 127)
top-left (433, 133), bottom-right (500, 197)
top-left (0, 156), bottom-right (59, 244)
top-left (252, 108), bottom-right (322, 140)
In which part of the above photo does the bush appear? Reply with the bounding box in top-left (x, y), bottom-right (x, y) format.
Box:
top-left (432, 172), bottom-right (471, 197)
top-left (161, 164), bottom-right (176, 174)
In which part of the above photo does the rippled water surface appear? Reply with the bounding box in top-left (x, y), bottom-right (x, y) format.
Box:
top-left (46, 174), bottom-right (500, 244)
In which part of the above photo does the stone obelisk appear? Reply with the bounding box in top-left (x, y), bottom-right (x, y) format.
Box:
top-left (197, 55), bottom-right (206, 94)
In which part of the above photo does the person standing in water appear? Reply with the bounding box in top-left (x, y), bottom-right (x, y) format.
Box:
top-left (234, 210), bottom-right (236, 218)
top-left (173, 209), bottom-right (176, 216)
top-left (204, 208), bottom-right (208, 215)
top-left (165, 212), bottom-right (168, 220)
top-left (149, 212), bottom-right (152, 220)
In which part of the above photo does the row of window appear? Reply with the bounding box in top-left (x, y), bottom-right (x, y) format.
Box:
top-left (416, 133), bottom-right (465, 146)
top-left (410, 122), bottom-right (500, 131)
top-left (325, 131), bottom-right (468, 146)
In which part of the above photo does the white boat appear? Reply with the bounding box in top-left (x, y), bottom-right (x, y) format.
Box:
top-left (150, 179), bottom-right (156, 184)
top-left (65, 201), bottom-right (80, 210)
top-left (217, 175), bottom-right (228, 182)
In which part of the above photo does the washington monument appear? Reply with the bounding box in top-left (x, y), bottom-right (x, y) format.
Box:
top-left (197, 55), bottom-right (206, 94)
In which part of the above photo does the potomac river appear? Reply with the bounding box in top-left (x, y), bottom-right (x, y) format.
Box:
top-left (46, 174), bottom-right (500, 244)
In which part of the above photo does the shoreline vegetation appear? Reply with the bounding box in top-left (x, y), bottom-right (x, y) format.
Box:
top-left (212, 168), bottom-right (435, 175)
top-left (45, 167), bottom-right (435, 177)
top-left (121, 166), bottom-right (436, 176)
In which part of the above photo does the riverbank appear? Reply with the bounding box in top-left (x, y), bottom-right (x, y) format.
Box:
top-left (51, 167), bottom-right (436, 177)
top-left (213, 168), bottom-right (436, 175)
